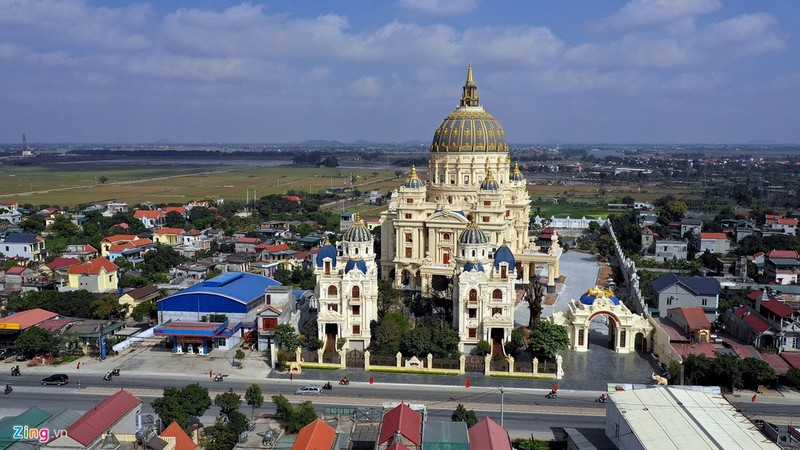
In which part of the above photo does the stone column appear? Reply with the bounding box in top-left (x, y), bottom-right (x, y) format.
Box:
top-left (459, 355), bottom-right (466, 374)
top-left (507, 356), bottom-right (514, 374)
top-left (427, 353), bottom-right (433, 370)
top-left (547, 263), bottom-right (555, 286)
top-left (364, 350), bottom-right (371, 371)
top-left (484, 354), bottom-right (491, 376)
top-left (396, 352), bottom-right (403, 369)
top-left (317, 348), bottom-right (324, 365)
top-left (338, 349), bottom-right (346, 368)
top-left (556, 355), bottom-right (564, 380)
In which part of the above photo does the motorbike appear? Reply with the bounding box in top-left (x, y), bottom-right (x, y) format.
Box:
top-left (545, 390), bottom-right (557, 399)
top-left (322, 381), bottom-right (332, 390)
top-left (103, 372), bottom-right (113, 381)
top-left (111, 367), bottom-right (120, 376)
top-left (339, 379), bottom-right (350, 385)
top-left (596, 394), bottom-right (607, 403)
top-left (213, 373), bottom-right (224, 382)
top-left (10, 365), bottom-right (20, 376)
top-left (3, 385), bottom-right (11, 395)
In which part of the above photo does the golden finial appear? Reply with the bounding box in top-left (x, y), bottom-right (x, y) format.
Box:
top-left (410, 165), bottom-right (417, 176)
top-left (324, 235), bottom-right (331, 246)
top-left (466, 62), bottom-right (474, 86)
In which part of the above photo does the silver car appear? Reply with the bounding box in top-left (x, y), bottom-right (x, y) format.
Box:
top-left (295, 385), bottom-right (321, 396)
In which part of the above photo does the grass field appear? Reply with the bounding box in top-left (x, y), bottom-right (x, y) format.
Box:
top-left (0, 162), bottom-right (697, 219)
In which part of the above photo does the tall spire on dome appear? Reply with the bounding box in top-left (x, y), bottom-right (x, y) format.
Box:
top-left (460, 63), bottom-right (480, 107)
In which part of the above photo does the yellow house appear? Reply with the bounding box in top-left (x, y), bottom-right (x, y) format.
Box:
top-left (119, 284), bottom-right (161, 315)
top-left (66, 257), bottom-right (119, 293)
top-left (153, 227), bottom-right (184, 246)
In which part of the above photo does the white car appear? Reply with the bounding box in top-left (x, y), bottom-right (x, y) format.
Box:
top-left (295, 385), bottom-right (322, 396)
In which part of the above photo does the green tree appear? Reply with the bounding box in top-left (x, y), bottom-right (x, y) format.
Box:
top-left (377, 279), bottom-right (404, 316)
top-left (152, 388), bottom-right (189, 429)
top-left (15, 327), bottom-right (59, 356)
top-left (474, 340), bottom-right (491, 356)
top-left (273, 323), bottom-right (301, 351)
top-left (504, 328), bottom-right (526, 357)
top-left (400, 326), bottom-right (431, 357)
top-left (244, 384), bottom-right (264, 419)
top-left (528, 321), bottom-right (570, 362)
top-left (164, 211), bottom-right (187, 229)
top-left (182, 383), bottom-right (213, 417)
top-left (215, 389), bottom-right (242, 417)
top-left (235, 349), bottom-right (246, 362)
top-left (272, 394), bottom-right (318, 434)
top-left (371, 311), bottom-right (412, 355)
top-left (201, 418), bottom-right (239, 450)
top-left (98, 176), bottom-right (109, 184)
top-left (48, 214), bottom-right (81, 238)
top-left (787, 368), bottom-right (800, 389)
top-left (739, 357), bottom-right (775, 391)
top-left (451, 403), bottom-right (478, 427)
top-left (130, 300), bottom-right (158, 323)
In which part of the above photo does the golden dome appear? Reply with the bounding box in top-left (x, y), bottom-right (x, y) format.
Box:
top-left (430, 64), bottom-right (508, 153)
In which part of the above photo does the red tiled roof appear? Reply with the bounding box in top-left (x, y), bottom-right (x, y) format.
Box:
top-left (386, 443), bottom-right (410, 450)
top-left (734, 308), bottom-right (748, 318)
top-left (768, 250), bottom-right (799, 259)
top-left (5, 266), bottom-right (26, 275)
top-left (84, 245), bottom-right (98, 252)
top-left (133, 210), bottom-right (164, 219)
top-left (235, 237), bottom-right (260, 244)
top-left (673, 343), bottom-right (719, 359)
top-left (641, 227), bottom-right (654, 235)
top-left (67, 390), bottom-right (141, 446)
top-left (131, 238), bottom-right (154, 247)
top-left (379, 403), bottom-right (421, 446)
top-left (155, 227), bottom-right (185, 235)
top-left (264, 244), bottom-right (290, 252)
top-left (0, 308), bottom-right (58, 329)
top-left (45, 257), bottom-right (81, 271)
top-left (469, 417), bottom-right (511, 450)
top-left (742, 313), bottom-right (771, 333)
top-left (108, 242), bottom-right (135, 252)
top-left (282, 195), bottom-right (302, 202)
top-left (164, 206), bottom-right (187, 214)
top-left (187, 229), bottom-right (201, 236)
top-left (36, 317), bottom-right (78, 332)
top-left (292, 419), bottom-right (336, 450)
top-left (160, 421), bottom-right (197, 450)
top-left (760, 352), bottom-right (791, 376)
top-left (102, 234), bottom-right (139, 243)
top-left (782, 352), bottom-right (800, 369)
top-left (657, 318), bottom-right (689, 341)
top-left (778, 218), bottom-right (798, 225)
top-left (295, 251), bottom-right (308, 260)
top-left (67, 257), bottom-right (118, 276)
top-left (760, 299), bottom-right (796, 318)
top-left (700, 232), bottom-right (727, 240)
top-left (679, 306), bottom-right (711, 330)
top-left (746, 290), bottom-right (763, 301)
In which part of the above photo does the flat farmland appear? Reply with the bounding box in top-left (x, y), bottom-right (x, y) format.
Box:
top-left (0, 162), bottom-right (403, 207)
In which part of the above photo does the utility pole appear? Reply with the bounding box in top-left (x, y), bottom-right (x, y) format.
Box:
top-left (500, 387), bottom-right (505, 427)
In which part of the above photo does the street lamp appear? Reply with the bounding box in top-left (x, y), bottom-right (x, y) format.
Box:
top-left (500, 387), bottom-right (505, 427)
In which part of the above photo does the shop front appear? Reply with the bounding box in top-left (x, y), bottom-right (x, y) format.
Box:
top-left (154, 320), bottom-right (243, 355)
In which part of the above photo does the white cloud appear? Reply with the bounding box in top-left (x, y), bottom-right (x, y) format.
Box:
top-left (594, 0), bottom-right (720, 32)
top-left (351, 76), bottom-right (382, 98)
top-left (397, 0), bottom-right (478, 16)
top-left (699, 13), bottom-right (786, 56)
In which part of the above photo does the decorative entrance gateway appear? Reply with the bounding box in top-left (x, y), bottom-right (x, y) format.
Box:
top-left (551, 287), bottom-right (653, 354)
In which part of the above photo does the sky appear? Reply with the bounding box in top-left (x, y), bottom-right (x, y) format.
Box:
top-left (1, 0), bottom-right (799, 145)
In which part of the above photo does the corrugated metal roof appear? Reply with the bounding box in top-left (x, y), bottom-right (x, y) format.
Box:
top-left (0, 308), bottom-right (58, 329)
top-left (652, 273), bottom-right (720, 296)
top-left (422, 421), bottom-right (469, 450)
top-left (161, 272), bottom-right (280, 305)
top-left (66, 390), bottom-right (141, 446)
top-left (0, 407), bottom-right (51, 449)
top-left (761, 299), bottom-right (796, 318)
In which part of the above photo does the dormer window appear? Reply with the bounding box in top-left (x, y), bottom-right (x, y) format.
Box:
top-left (324, 261), bottom-right (331, 275)
top-left (500, 266), bottom-right (507, 279)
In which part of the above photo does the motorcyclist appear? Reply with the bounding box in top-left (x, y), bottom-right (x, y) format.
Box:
top-left (5, 384), bottom-right (12, 394)
top-left (599, 393), bottom-right (607, 403)
top-left (340, 376), bottom-right (349, 385)
top-left (104, 371), bottom-right (112, 380)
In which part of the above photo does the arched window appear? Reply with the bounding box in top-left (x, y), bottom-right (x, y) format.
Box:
top-left (443, 233), bottom-right (450, 241)
top-left (354, 248), bottom-right (359, 255)
top-left (324, 261), bottom-right (331, 275)
top-left (469, 289), bottom-right (478, 302)
top-left (327, 285), bottom-right (337, 296)
top-left (500, 266), bottom-right (507, 279)
top-left (352, 286), bottom-right (360, 298)
top-left (492, 289), bottom-right (503, 301)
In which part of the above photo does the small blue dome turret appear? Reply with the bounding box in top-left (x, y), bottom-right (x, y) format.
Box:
top-left (316, 236), bottom-right (337, 268)
top-left (464, 261), bottom-right (485, 272)
top-left (579, 286), bottom-right (620, 306)
top-left (344, 258), bottom-right (368, 274)
top-left (343, 215), bottom-right (372, 242)
top-left (493, 244), bottom-right (516, 270)
top-left (510, 162), bottom-right (524, 182)
top-left (459, 219), bottom-right (488, 244)
top-left (480, 169), bottom-right (500, 191)
top-left (404, 165), bottom-right (424, 189)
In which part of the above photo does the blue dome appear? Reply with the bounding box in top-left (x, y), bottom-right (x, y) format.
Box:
top-left (480, 172), bottom-right (500, 191)
top-left (316, 243), bottom-right (337, 267)
top-left (343, 218), bottom-right (372, 242)
top-left (459, 221), bottom-right (488, 244)
top-left (510, 162), bottom-right (524, 182)
top-left (579, 287), bottom-right (620, 305)
top-left (493, 244), bottom-right (516, 269)
top-left (464, 261), bottom-right (484, 272)
top-left (344, 258), bottom-right (367, 274)
top-left (404, 165), bottom-right (424, 189)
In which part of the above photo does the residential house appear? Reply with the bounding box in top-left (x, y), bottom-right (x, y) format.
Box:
top-left (44, 257), bottom-right (81, 289)
top-left (4, 265), bottom-right (53, 292)
top-left (101, 235), bottom-right (155, 266)
top-left (698, 232), bottom-right (730, 254)
top-left (47, 390), bottom-right (141, 450)
top-left (3, 266), bottom-right (34, 290)
top-left (666, 306), bottom-right (712, 343)
top-left (256, 304), bottom-right (282, 351)
top-left (651, 273), bottom-right (720, 320)
top-left (377, 403), bottom-right (421, 450)
top-left (258, 243), bottom-right (298, 268)
top-left (105, 201), bottom-right (129, 215)
top-left (153, 227), bottom-right (185, 246)
top-left (468, 417), bottom-right (512, 450)
top-left (0, 202), bottom-right (22, 224)
top-left (65, 257), bottom-right (119, 293)
top-left (175, 229), bottom-right (210, 257)
top-left (160, 421), bottom-right (197, 450)
top-left (641, 227), bottom-right (657, 253)
top-left (133, 209), bottom-right (166, 229)
top-left (726, 307), bottom-right (774, 349)
top-left (292, 419), bottom-right (336, 450)
top-left (764, 250), bottom-right (800, 285)
top-left (654, 240), bottom-right (687, 262)
top-left (163, 206), bottom-right (188, 218)
top-left (680, 218), bottom-right (703, 238)
top-left (766, 214), bottom-right (798, 235)
top-left (1, 233), bottom-right (46, 262)
top-left (745, 290), bottom-right (800, 353)
top-left (119, 285), bottom-right (160, 315)
top-left (61, 244), bottom-right (98, 261)
top-left (234, 236), bottom-right (260, 253)
top-left (340, 212), bottom-right (356, 232)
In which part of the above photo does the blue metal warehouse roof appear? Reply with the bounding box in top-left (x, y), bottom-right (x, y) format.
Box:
top-left (159, 272), bottom-right (280, 309)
